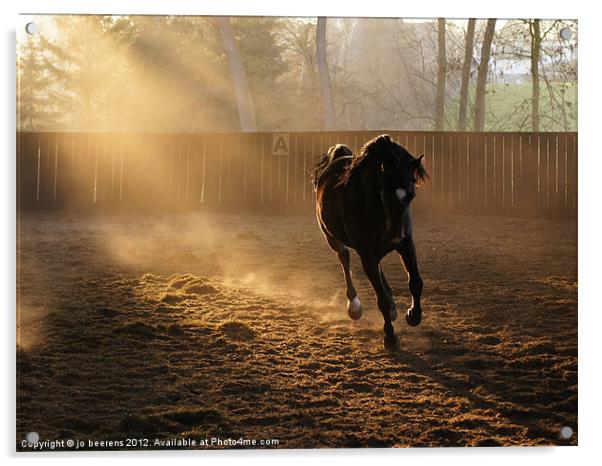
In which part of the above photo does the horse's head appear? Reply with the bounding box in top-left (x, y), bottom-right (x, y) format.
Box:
top-left (356, 134), bottom-right (428, 207)
top-left (381, 136), bottom-right (428, 205)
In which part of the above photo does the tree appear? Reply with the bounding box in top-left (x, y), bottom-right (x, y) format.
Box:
top-left (490, 19), bottom-right (576, 131)
top-left (232, 17), bottom-right (292, 130)
top-left (458, 18), bottom-right (475, 131)
top-left (280, 19), bottom-right (321, 129)
top-left (47, 15), bottom-right (135, 131)
top-left (346, 19), bottom-right (443, 130)
top-left (435, 18), bottom-right (447, 131)
top-left (216, 17), bottom-right (257, 132)
top-left (17, 32), bottom-right (72, 130)
top-left (473, 19), bottom-right (496, 132)
top-left (529, 19), bottom-right (541, 132)
top-left (316, 17), bottom-right (336, 130)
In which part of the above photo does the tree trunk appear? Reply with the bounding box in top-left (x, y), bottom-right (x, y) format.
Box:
top-left (530, 19), bottom-right (541, 132)
top-left (473, 19), bottom-right (496, 132)
top-left (435, 18), bottom-right (447, 131)
top-left (217, 17), bottom-right (257, 132)
top-left (458, 18), bottom-right (476, 131)
top-left (316, 17), bottom-right (336, 130)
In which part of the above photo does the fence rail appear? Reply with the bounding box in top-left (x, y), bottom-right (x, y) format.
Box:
top-left (17, 131), bottom-right (577, 217)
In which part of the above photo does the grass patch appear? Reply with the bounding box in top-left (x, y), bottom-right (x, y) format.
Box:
top-left (445, 81), bottom-right (577, 131)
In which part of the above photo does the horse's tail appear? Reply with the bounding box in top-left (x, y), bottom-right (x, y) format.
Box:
top-left (310, 144), bottom-right (353, 190)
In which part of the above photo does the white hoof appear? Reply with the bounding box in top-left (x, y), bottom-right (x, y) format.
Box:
top-left (347, 297), bottom-right (363, 320)
top-left (389, 304), bottom-right (398, 322)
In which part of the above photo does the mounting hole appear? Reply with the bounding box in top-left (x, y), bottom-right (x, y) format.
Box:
top-left (25, 22), bottom-right (40, 35)
top-left (559, 426), bottom-right (573, 439)
top-left (25, 431), bottom-right (39, 444)
top-left (559, 27), bottom-right (573, 41)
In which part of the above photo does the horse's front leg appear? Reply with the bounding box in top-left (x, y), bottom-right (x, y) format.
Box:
top-left (380, 266), bottom-right (397, 321)
top-left (395, 236), bottom-right (423, 326)
top-left (360, 255), bottom-right (398, 349)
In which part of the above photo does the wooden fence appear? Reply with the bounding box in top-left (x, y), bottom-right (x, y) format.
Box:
top-left (17, 131), bottom-right (577, 217)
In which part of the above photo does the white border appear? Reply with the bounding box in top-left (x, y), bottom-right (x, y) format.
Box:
top-left (9, 0), bottom-right (583, 19)
top-left (2, 1), bottom-right (599, 465)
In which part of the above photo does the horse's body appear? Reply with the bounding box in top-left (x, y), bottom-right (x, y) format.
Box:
top-left (311, 134), bottom-right (428, 349)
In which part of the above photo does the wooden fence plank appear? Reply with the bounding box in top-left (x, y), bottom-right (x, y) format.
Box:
top-left (558, 134), bottom-right (565, 211)
top-left (468, 133), bottom-right (480, 209)
top-left (448, 133), bottom-right (459, 208)
top-left (547, 133), bottom-right (555, 210)
top-left (17, 132), bottom-right (36, 209)
top-left (567, 132), bottom-right (577, 212)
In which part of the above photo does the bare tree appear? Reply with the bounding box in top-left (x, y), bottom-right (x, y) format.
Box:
top-left (473, 19), bottom-right (496, 132)
top-left (435, 18), bottom-right (447, 131)
top-left (370, 21), bottom-right (441, 129)
top-left (529, 19), bottom-right (541, 132)
top-left (458, 18), bottom-right (475, 131)
top-left (216, 17), bottom-right (257, 132)
top-left (316, 17), bottom-right (336, 130)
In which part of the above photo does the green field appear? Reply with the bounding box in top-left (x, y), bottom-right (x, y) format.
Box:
top-left (446, 81), bottom-right (577, 132)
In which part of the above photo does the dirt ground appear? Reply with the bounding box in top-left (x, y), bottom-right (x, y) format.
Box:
top-left (16, 209), bottom-right (577, 449)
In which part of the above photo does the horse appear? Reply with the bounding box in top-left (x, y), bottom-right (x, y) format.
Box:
top-left (311, 134), bottom-right (428, 349)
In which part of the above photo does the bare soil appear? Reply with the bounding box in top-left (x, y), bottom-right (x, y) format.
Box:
top-left (16, 210), bottom-right (577, 449)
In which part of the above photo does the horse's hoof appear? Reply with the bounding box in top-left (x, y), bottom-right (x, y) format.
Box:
top-left (383, 334), bottom-right (399, 350)
top-left (347, 297), bottom-right (363, 321)
top-left (389, 303), bottom-right (398, 322)
top-left (405, 308), bottom-right (422, 326)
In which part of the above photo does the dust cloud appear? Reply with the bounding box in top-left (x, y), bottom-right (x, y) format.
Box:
top-left (98, 211), bottom-right (347, 311)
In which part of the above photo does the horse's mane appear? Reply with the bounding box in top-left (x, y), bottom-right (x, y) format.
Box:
top-left (338, 134), bottom-right (390, 185)
top-left (338, 134), bottom-right (429, 186)
top-left (415, 161), bottom-right (429, 184)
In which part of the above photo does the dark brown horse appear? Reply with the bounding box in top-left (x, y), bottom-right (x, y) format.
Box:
top-left (311, 134), bottom-right (428, 349)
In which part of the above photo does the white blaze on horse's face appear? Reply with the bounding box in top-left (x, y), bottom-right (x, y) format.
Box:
top-left (396, 188), bottom-right (407, 203)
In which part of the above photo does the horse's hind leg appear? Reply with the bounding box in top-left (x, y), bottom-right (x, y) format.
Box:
top-left (325, 234), bottom-right (362, 320)
top-left (360, 255), bottom-right (398, 349)
top-left (395, 236), bottom-right (423, 326)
